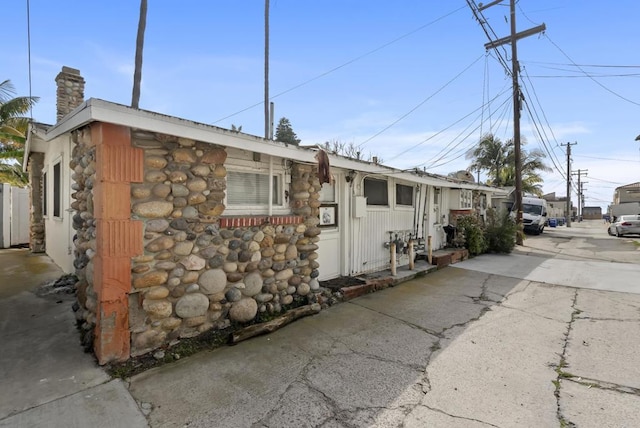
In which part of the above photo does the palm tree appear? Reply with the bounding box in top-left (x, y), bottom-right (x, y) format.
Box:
top-left (467, 133), bottom-right (551, 193)
top-left (466, 134), bottom-right (511, 186)
top-left (500, 146), bottom-right (551, 196)
top-left (0, 80), bottom-right (38, 186)
top-left (131, 0), bottom-right (147, 109)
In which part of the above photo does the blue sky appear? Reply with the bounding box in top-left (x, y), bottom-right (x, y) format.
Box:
top-left (4, 1), bottom-right (640, 209)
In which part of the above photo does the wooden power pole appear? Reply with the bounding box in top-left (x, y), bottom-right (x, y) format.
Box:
top-left (562, 142), bottom-right (577, 227)
top-left (264, 0), bottom-right (270, 139)
top-left (481, 0), bottom-right (545, 244)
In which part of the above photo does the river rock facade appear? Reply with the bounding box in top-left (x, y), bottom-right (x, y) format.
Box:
top-left (72, 127), bottom-right (324, 358)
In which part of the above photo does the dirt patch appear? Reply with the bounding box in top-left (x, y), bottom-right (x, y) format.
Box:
top-left (320, 276), bottom-right (367, 291)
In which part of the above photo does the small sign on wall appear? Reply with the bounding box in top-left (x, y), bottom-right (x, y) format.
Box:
top-left (319, 204), bottom-right (338, 227)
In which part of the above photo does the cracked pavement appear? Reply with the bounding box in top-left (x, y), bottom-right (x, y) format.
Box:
top-left (128, 221), bottom-right (640, 427)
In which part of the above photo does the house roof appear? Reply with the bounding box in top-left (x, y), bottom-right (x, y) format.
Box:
top-left (615, 182), bottom-right (640, 191)
top-left (26, 98), bottom-right (500, 192)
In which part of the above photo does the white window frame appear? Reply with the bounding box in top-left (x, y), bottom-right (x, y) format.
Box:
top-left (460, 189), bottom-right (473, 209)
top-left (364, 177), bottom-right (389, 207)
top-left (395, 182), bottom-right (415, 209)
top-left (318, 181), bottom-right (336, 203)
top-left (42, 170), bottom-right (48, 218)
top-left (224, 166), bottom-right (287, 215)
top-left (51, 156), bottom-right (63, 220)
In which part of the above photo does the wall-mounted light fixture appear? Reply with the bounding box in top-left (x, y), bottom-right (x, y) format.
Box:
top-left (345, 170), bottom-right (357, 183)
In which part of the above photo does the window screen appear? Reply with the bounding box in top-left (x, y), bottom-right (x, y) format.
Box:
top-left (318, 182), bottom-right (335, 202)
top-left (42, 171), bottom-right (48, 216)
top-left (364, 178), bottom-right (388, 206)
top-left (396, 184), bottom-right (414, 206)
top-left (53, 163), bottom-right (61, 217)
top-left (227, 171), bottom-right (280, 205)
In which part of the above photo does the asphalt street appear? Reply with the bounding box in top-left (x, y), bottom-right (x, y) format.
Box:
top-left (1, 220), bottom-right (639, 427)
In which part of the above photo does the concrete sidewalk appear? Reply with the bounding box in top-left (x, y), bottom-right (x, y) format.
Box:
top-left (0, 248), bottom-right (147, 427)
top-left (3, 231), bottom-right (639, 427)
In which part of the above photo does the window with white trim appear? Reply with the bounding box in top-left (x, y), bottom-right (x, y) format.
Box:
top-left (227, 170), bottom-right (282, 206)
top-left (42, 171), bottom-right (48, 217)
top-left (364, 178), bottom-right (388, 206)
top-left (460, 189), bottom-right (472, 209)
top-left (53, 162), bottom-right (62, 218)
top-left (318, 181), bottom-right (335, 203)
top-left (396, 183), bottom-right (414, 207)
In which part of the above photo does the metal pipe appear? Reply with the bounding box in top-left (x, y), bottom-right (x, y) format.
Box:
top-left (390, 242), bottom-right (397, 276)
top-left (408, 239), bottom-right (415, 270)
top-left (427, 235), bottom-right (432, 265)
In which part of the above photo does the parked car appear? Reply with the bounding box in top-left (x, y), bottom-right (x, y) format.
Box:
top-left (607, 215), bottom-right (640, 237)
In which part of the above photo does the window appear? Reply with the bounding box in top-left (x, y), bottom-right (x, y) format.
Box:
top-left (396, 184), bottom-right (414, 206)
top-left (42, 171), bottom-right (48, 217)
top-left (364, 178), bottom-right (388, 206)
top-left (227, 171), bottom-right (281, 206)
top-left (53, 162), bottom-right (61, 218)
top-left (318, 182), bottom-right (335, 203)
top-left (460, 189), bottom-right (472, 209)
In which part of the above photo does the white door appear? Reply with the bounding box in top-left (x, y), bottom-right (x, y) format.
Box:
top-left (316, 176), bottom-right (341, 281)
top-left (10, 186), bottom-right (30, 246)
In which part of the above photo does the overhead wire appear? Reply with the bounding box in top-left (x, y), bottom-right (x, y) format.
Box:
top-left (574, 154), bottom-right (640, 163)
top-left (212, 4), bottom-right (468, 124)
top-left (422, 90), bottom-right (513, 169)
top-left (386, 83), bottom-right (512, 163)
top-left (465, 0), bottom-right (512, 77)
top-left (358, 53), bottom-right (486, 148)
top-left (544, 33), bottom-right (640, 107)
top-left (519, 67), bottom-right (567, 180)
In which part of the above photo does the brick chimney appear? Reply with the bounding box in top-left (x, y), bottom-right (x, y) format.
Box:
top-left (55, 66), bottom-right (85, 122)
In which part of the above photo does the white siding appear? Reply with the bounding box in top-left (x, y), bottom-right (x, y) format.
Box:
top-left (42, 135), bottom-right (74, 273)
top-left (349, 179), bottom-right (425, 275)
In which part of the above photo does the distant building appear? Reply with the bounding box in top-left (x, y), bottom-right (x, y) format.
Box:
top-left (581, 206), bottom-right (602, 220)
top-left (610, 182), bottom-right (640, 217)
top-left (542, 192), bottom-right (575, 219)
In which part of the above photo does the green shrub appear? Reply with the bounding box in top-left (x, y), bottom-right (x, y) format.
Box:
top-left (456, 215), bottom-right (488, 255)
top-left (484, 208), bottom-right (517, 253)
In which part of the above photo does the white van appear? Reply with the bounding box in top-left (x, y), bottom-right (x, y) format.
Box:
top-left (521, 196), bottom-right (548, 235)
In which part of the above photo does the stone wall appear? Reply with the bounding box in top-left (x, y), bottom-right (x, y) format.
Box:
top-left (27, 152), bottom-right (45, 253)
top-left (72, 126), bottom-right (324, 360)
top-left (70, 129), bottom-right (98, 349)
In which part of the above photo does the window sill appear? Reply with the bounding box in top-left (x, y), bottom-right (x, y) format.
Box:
top-left (219, 215), bottom-right (303, 228)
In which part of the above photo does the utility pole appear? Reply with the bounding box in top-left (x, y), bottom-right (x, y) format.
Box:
top-left (572, 169), bottom-right (587, 221)
top-left (580, 181), bottom-right (588, 220)
top-left (481, 0), bottom-right (545, 244)
top-left (562, 142), bottom-right (577, 227)
top-left (264, 0), bottom-right (270, 139)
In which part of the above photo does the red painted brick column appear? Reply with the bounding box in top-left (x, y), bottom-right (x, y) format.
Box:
top-left (91, 123), bottom-right (144, 364)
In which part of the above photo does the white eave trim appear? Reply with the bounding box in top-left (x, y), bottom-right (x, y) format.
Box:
top-left (40, 98), bottom-right (501, 193)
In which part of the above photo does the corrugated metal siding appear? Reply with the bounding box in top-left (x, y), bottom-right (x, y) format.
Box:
top-left (351, 209), bottom-right (416, 275)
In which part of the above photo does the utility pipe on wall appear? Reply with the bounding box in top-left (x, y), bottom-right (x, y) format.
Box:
top-left (427, 235), bottom-right (432, 265)
top-left (390, 242), bottom-right (397, 276)
top-left (408, 239), bottom-right (414, 270)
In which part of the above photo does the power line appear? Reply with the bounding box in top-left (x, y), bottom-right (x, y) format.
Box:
top-left (423, 93), bottom-right (513, 170)
top-left (526, 73), bottom-right (640, 79)
top-left (212, 5), bottom-right (468, 124)
top-left (385, 84), bottom-right (512, 162)
top-left (522, 60), bottom-right (640, 69)
top-left (544, 33), bottom-right (640, 107)
top-left (359, 54), bottom-right (485, 147)
top-left (519, 66), bottom-right (567, 180)
top-left (574, 154), bottom-right (640, 163)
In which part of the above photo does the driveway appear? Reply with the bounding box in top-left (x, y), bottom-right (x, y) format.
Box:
top-left (2, 220), bottom-right (639, 427)
top-left (129, 220), bottom-right (640, 427)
